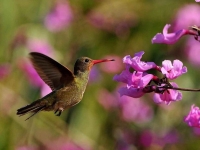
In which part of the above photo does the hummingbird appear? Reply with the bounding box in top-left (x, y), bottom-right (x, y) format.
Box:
top-left (17, 52), bottom-right (114, 120)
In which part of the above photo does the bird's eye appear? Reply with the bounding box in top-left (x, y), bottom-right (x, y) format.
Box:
top-left (85, 59), bottom-right (89, 63)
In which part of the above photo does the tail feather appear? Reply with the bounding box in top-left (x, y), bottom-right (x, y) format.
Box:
top-left (25, 105), bottom-right (46, 120)
top-left (17, 102), bottom-right (40, 115)
top-left (17, 101), bottom-right (47, 120)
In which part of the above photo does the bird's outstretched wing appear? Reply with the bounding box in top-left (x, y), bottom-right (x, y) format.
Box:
top-left (29, 52), bottom-right (75, 90)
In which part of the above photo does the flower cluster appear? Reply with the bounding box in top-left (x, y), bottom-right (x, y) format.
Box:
top-left (114, 0), bottom-right (200, 129)
top-left (114, 51), bottom-right (186, 105)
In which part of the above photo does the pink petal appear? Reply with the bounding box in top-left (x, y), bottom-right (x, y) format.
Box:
top-left (184, 104), bottom-right (200, 128)
top-left (153, 82), bottom-right (182, 105)
top-left (152, 24), bottom-right (187, 44)
top-left (161, 59), bottom-right (187, 80)
top-left (123, 51), bottom-right (157, 71)
top-left (118, 86), bottom-right (145, 98)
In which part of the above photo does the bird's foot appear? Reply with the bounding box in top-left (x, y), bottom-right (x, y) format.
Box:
top-left (54, 108), bottom-right (64, 116)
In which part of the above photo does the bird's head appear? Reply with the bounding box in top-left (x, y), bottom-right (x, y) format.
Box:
top-left (74, 57), bottom-right (114, 74)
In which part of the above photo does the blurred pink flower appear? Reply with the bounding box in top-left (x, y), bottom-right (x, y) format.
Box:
top-left (153, 82), bottom-right (182, 105)
top-left (0, 64), bottom-right (10, 79)
top-left (18, 59), bottom-right (52, 97)
top-left (44, 1), bottom-right (73, 32)
top-left (173, 4), bottom-right (200, 30)
top-left (97, 89), bottom-right (119, 110)
top-left (152, 24), bottom-right (193, 44)
top-left (140, 129), bottom-right (179, 148)
top-left (119, 97), bottom-right (153, 123)
top-left (22, 38), bottom-right (56, 96)
top-left (139, 130), bottom-right (154, 147)
top-left (185, 37), bottom-right (200, 66)
top-left (27, 39), bottom-right (54, 56)
top-left (123, 51), bottom-right (157, 71)
top-left (41, 84), bottom-right (52, 97)
top-left (154, 130), bottom-right (180, 147)
top-left (161, 59), bottom-right (187, 80)
top-left (184, 104), bottom-right (200, 128)
top-left (18, 59), bottom-right (44, 87)
top-left (100, 55), bottom-right (123, 73)
top-left (196, 0), bottom-right (200, 2)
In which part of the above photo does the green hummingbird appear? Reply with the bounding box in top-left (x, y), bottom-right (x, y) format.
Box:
top-left (17, 52), bottom-right (114, 120)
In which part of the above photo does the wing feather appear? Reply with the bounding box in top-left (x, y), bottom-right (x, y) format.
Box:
top-left (29, 52), bottom-right (75, 90)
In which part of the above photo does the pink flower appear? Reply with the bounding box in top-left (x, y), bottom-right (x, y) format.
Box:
top-left (173, 4), bottom-right (200, 30)
top-left (152, 24), bottom-right (190, 44)
top-left (118, 86), bottom-right (145, 98)
top-left (184, 104), bottom-right (200, 128)
top-left (196, 0), bottom-right (200, 2)
top-left (123, 51), bottom-right (157, 71)
top-left (153, 82), bottom-right (182, 105)
top-left (117, 71), bottom-right (153, 98)
top-left (114, 70), bottom-right (153, 89)
top-left (44, 1), bottom-right (73, 32)
top-left (161, 59), bottom-right (187, 80)
top-left (113, 68), bottom-right (132, 85)
top-left (27, 39), bottom-right (54, 57)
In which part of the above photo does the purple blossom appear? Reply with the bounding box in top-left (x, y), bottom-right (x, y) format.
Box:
top-left (153, 82), bottom-right (182, 105)
top-left (118, 86), bottom-right (146, 98)
top-left (184, 104), bottom-right (200, 128)
top-left (173, 4), bottom-right (200, 30)
top-left (113, 68), bottom-right (133, 85)
top-left (161, 59), bottom-right (187, 80)
top-left (44, 1), bottom-right (73, 32)
top-left (116, 71), bottom-right (153, 98)
top-left (123, 51), bottom-right (157, 71)
top-left (196, 0), bottom-right (200, 2)
top-left (152, 24), bottom-right (191, 44)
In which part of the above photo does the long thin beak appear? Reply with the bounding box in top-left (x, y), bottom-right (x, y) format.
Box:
top-left (92, 59), bottom-right (115, 65)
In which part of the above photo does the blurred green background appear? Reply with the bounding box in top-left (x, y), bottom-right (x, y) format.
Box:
top-left (1, 0), bottom-right (200, 150)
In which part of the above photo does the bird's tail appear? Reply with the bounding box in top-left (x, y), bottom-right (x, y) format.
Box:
top-left (17, 100), bottom-right (46, 120)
